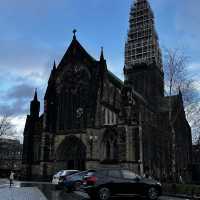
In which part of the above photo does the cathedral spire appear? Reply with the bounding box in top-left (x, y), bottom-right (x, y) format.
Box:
top-left (125, 0), bottom-right (162, 70)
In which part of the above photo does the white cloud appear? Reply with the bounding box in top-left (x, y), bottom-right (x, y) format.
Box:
top-left (188, 63), bottom-right (200, 71)
top-left (10, 115), bottom-right (26, 143)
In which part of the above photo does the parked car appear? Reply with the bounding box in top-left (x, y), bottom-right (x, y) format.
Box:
top-left (52, 170), bottom-right (79, 188)
top-left (63, 170), bottom-right (95, 191)
top-left (82, 168), bottom-right (162, 200)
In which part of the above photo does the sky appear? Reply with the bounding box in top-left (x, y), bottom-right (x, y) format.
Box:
top-left (0, 0), bottom-right (200, 142)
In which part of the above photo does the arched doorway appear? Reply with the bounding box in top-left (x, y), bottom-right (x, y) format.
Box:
top-left (56, 135), bottom-right (86, 170)
top-left (101, 128), bottom-right (119, 163)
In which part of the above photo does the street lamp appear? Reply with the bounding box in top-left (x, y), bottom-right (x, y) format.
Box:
top-left (76, 107), bottom-right (84, 119)
top-left (88, 135), bottom-right (98, 158)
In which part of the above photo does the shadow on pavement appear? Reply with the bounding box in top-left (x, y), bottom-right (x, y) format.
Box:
top-left (20, 183), bottom-right (89, 200)
top-left (20, 183), bottom-right (152, 200)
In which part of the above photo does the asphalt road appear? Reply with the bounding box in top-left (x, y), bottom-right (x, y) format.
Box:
top-left (0, 179), bottom-right (192, 200)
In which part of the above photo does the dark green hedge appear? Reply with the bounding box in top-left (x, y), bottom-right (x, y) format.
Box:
top-left (163, 183), bottom-right (200, 196)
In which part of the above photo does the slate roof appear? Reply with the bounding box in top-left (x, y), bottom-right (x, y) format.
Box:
top-left (57, 36), bottom-right (97, 71)
top-left (107, 70), bottom-right (123, 89)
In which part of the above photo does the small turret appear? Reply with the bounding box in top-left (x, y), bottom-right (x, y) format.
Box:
top-left (53, 60), bottom-right (56, 71)
top-left (48, 61), bottom-right (57, 83)
top-left (178, 87), bottom-right (184, 106)
top-left (99, 47), bottom-right (107, 68)
top-left (178, 88), bottom-right (182, 96)
top-left (99, 46), bottom-right (107, 72)
top-left (99, 47), bottom-right (107, 96)
top-left (100, 47), bottom-right (104, 61)
top-left (30, 89), bottom-right (40, 118)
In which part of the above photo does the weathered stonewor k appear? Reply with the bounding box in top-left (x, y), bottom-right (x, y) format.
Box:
top-left (22, 0), bottom-right (192, 183)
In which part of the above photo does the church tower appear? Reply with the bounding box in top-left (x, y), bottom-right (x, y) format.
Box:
top-left (124, 0), bottom-right (164, 99)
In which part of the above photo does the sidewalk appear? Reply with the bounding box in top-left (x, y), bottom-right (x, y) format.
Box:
top-left (0, 187), bottom-right (47, 200)
top-left (0, 179), bottom-right (89, 200)
top-left (164, 193), bottom-right (200, 200)
top-left (0, 179), bottom-right (21, 188)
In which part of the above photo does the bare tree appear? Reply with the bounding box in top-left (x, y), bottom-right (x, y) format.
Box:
top-left (164, 48), bottom-right (199, 129)
top-left (164, 48), bottom-right (199, 181)
top-left (0, 116), bottom-right (13, 137)
top-left (164, 49), bottom-right (194, 101)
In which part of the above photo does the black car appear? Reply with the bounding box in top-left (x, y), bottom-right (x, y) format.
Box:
top-left (82, 168), bottom-right (162, 200)
top-left (52, 170), bottom-right (79, 189)
top-left (63, 170), bottom-right (95, 191)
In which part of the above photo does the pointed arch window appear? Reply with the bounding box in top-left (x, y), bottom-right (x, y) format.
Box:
top-left (113, 140), bottom-right (119, 160)
top-left (106, 141), bottom-right (111, 159)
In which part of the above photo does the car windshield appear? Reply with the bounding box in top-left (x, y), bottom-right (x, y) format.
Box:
top-left (55, 170), bottom-right (76, 176)
top-left (55, 170), bottom-right (64, 176)
top-left (122, 170), bottom-right (141, 179)
top-left (76, 171), bottom-right (88, 176)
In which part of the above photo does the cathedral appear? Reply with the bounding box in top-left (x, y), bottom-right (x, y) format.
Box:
top-left (22, 0), bottom-right (192, 181)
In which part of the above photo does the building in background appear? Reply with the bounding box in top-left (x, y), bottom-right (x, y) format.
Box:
top-left (192, 144), bottom-right (200, 183)
top-left (22, 0), bottom-right (192, 182)
top-left (0, 138), bottom-right (22, 178)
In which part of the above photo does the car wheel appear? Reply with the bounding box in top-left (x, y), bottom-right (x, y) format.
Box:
top-left (74, 181), bottom-right (81, 191)
top-left (147, 187), bottom-right (159, 200)
top-left (98, 187), bottom-right (111, 200)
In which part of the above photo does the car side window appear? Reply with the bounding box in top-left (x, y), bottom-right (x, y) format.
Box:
top-left (86, 172), bottom-right (95, 176)
top-left (122, 170), bottom-right (138, 179)
top-left (108, 170), bottom-right (122, 178)
top-left (96, 170), bottom-right (107, 177)
top-left (67, 171), bottom-right (77, 175)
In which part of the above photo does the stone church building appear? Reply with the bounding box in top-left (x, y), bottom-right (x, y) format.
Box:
top-left (22, 0), bottom-right (192, 181)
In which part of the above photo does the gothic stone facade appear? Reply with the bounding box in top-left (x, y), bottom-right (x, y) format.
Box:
top-left (22, 0), bottom-right (192, 181)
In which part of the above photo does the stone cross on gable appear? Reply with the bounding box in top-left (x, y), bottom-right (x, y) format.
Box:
top-left (73, 29), bottom-right (77, 38)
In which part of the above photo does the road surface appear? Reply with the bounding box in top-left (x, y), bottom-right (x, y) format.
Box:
top-left (0, 179), bottom-right (192, 200)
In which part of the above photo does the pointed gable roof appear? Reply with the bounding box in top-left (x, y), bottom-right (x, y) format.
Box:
top-left (57, 36), bottom-right (97, 71)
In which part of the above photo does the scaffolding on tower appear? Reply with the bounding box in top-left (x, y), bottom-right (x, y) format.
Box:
top-left (125, 0), bottom-right (163, 70)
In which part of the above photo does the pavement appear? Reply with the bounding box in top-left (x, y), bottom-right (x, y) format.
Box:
top-left (0, 187), bottom-right (47, 200)
top-left (0, 179), bottom-right (89, 200)
top-left (0, 178), bottom-right (196, 200)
